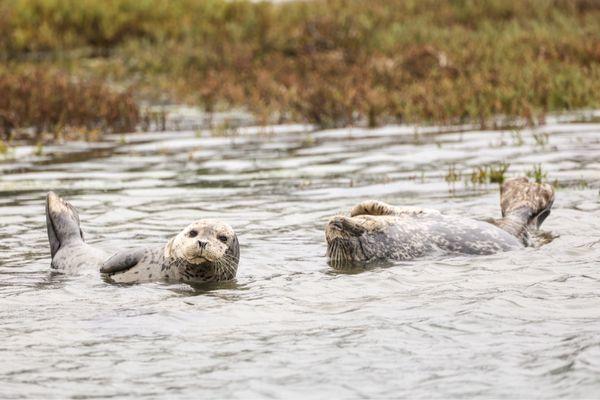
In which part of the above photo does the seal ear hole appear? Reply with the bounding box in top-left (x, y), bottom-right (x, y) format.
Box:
top-left (217, 234), bottom-right (228, 243)
top-left (188, 230), bottom-right (198, 238)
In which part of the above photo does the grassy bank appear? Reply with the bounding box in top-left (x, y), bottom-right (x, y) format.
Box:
top-left (0, 67), bottom-right (138, 141)
top-left (1, 0), bottom-right (600, 140)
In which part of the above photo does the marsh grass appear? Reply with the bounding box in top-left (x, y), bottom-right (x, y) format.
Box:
top-left (468, 163), bottom-right (510, 186)
top-left (1, 0), bottom-right (600, 136)
top-left (470, 166), bottom-right (488, 185)
top-left (489, 163), bottom-right (510, 184)
top-left (532, 131), bottom-right (550, 147)
top-left (212, 121), bottom-right (239, 137)
top-left (34, 142), bottom-right (43, 156)
top-left (445, 164), bottom-right (461, 184)
top-left (511, 130), bottom-right (524, 147)
top-left (0, 67), bottom-right (139, 142)
top-left (0, 139), bottom-right (9, 155)
top-left (527, 164), bottom-right (548, 183)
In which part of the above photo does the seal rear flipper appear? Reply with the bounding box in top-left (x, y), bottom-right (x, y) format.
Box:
top-left (100, 248), bottom-right (147, 274)
top-left (46, 203), bottom-right (60, 259)
top-left (500, 177), bottom-right (555, 229)
top-left (46, 191), bottom-right (84, 258)
top-left (496, 177), bottom-right (555, 244)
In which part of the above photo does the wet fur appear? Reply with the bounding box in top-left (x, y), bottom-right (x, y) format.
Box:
top-left (492, 177), bottom-right (555, 243)
top-left (326, 177), bottom-right (555, 264)
top-left (103, 236), bottom-right (240, 284)
top-left (46, 192), bottom-right (108, 271)
top-left (45, 192), bottom-right (239, 283)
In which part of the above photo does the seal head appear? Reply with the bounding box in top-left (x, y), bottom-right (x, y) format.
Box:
top-left (164, 219), bottom-right (240, 279)
top-left (326, 200), bottom-right (436, 264)
top-left (326, 215), bottom-right (370, 263)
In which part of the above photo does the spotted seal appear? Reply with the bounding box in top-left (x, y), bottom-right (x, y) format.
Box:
top-left (325, 177), bottom-right (554, 266)
top-left (45, 191), bottom-right (240, 283)
top-left (100, 220), bottom-right (239, 284)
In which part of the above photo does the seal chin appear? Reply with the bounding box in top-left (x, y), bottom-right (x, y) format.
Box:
top-left (179, 244), bottom-right (223, 264)
top-left (188, 256), bottom-right (209, 265)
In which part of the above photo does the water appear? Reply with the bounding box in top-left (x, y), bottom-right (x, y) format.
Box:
top-left (1, 122), bottom-right (599, 399)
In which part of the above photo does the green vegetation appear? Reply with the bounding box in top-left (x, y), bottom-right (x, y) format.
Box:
top-left (0, 139), bottom-right (9, 155)
top-left (470, 166), bottom-right (488, 185)
top-left (469, 162), bottom-right (510, 185)
top-left (488, 163), bottom-right (510, 184)
top-left (1, 0), bottom-right (600, 140)
top-left (445, 164), bottom-right (461, 184)
top-left (527, 164), bottom-right (548, 183)
top-left (34, 141), bottom-right (43, 156)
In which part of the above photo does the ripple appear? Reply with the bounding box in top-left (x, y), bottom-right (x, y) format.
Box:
top-left (0, 122), bottom-right (599, 398)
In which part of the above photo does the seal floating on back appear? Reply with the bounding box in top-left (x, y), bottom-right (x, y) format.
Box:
top-left (45, 192), bottom-right (240, 283)
top-left (325, 177), bottom-right (554, 266)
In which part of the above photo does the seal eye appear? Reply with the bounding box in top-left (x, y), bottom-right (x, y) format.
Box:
top-left (188, 230), bottom-right (198, 238)
top-left (217, 234), bottom-right (228, 243)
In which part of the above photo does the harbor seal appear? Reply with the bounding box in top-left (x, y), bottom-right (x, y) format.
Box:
top-left (45, 191), bottom-right (240, 283)
top-left (325, 177), bottom-right (554, 266)
top-left (100, 220), bottom-right (239, 284)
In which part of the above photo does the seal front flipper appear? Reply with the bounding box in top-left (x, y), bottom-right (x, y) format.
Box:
top-left (100, 248), bottom-right (148, 274)
top-left (350, 200), bottom-right (437, 217)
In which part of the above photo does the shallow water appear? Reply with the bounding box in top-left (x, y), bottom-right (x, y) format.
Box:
top-left (1, 122), bottom-right (599, 399)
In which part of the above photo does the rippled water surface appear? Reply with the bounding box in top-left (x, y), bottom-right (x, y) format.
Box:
top-left (1, 122), bottom-right (599, 399)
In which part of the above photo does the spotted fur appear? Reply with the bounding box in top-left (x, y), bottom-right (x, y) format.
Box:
top-left (102, 235), bottom-right (240, 284)
top-left (326, 177), bottom-right (555, 266)
top-left (45, 192), bottom-right (240, 283)
top-left (496, 177), bottom-right (555, 239)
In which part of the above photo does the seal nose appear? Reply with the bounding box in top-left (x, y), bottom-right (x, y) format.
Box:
top-left (197, 240), bottom-right (207, 250)
top-left (329, 220), bottom-right (344, 231)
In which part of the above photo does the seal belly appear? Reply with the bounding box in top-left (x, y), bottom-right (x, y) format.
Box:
top-left (421, 215), bottom-right (523, 255)
top-left (348, 213), bottom-right (523, 262)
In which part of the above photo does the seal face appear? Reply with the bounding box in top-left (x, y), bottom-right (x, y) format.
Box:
top-left (45, 191), bottom-right (240, 283)
top-left (326, 177), bottom-right (555, 267)
top-left (100, 220), bottom-right (240, 284)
